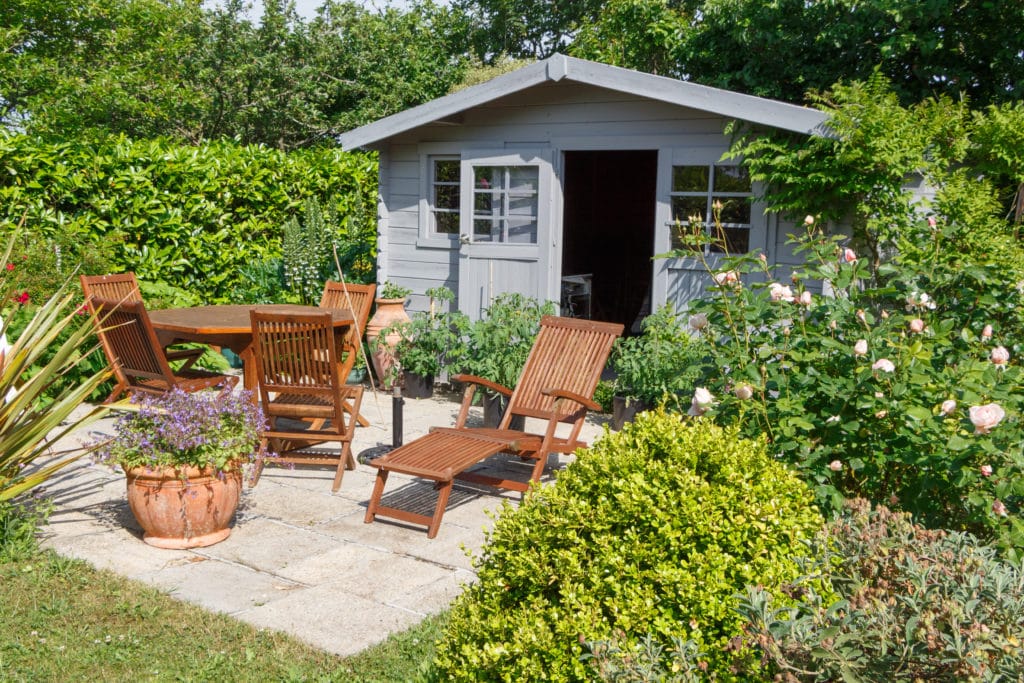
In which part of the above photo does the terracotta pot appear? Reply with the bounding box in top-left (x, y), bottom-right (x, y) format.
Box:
top-left (125, 464), bottom-right (243, 549)
top-left (365, 297), bottom-right (410, 389)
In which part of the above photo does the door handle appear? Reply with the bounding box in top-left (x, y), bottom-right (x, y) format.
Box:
top-left (459, 234), bottom-right (471, 245)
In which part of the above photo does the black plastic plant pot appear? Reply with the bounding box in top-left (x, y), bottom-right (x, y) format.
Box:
top-left (402, 370), bottom-right (434, 399)
top-left (611, 395), bottom-right (648, 431)
top-left (482, 390), bottom-right (525, 430)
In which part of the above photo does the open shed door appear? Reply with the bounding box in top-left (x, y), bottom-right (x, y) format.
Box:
top-left (458, 149), bottom-right (557, 319)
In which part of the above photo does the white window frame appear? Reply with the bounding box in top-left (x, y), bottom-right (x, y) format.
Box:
top-left (417, 144), bottom-right (462, 249)
top-left (668, 163), bottom-right (754, 256)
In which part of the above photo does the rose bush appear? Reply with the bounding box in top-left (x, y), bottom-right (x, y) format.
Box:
top-left (677, 215), bottom-right (1024, 558)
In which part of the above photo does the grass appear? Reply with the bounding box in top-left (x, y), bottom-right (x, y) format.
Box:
top-left (0, 545), bottom-right (447, 682)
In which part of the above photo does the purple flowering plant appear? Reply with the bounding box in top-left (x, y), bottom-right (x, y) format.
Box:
top-left (93, 389), bottom-right (269, 476)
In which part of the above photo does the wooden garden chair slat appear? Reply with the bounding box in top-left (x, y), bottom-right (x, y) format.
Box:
top-left (249, 310), bottom-right (364, 493)
top-left (364, 315), bottom-right (622, 538)
top-left (87, 297), bottom-right (237, 403)
top-left (319, 281), bottom-right (375, 426)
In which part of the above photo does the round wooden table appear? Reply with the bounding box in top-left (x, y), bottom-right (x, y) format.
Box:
top-left (149, 304), bottom-right (355, 393)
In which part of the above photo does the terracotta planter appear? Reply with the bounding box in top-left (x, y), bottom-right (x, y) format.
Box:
top-left (365, 297), bottom-right (410, 389)
top-left (125, 464), bottom-right (243, 549)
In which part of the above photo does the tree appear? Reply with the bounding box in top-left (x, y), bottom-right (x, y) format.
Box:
top-left (453, 0), bottom-right (605, 61)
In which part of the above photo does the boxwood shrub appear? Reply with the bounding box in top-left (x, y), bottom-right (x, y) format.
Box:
top-left (432, 411), bottom-right (824, 681)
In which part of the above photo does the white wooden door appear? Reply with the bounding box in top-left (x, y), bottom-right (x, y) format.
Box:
top-left (653, 148), bottom-right (767, 311)
top-left (458, 149), bottom-right (557, 319)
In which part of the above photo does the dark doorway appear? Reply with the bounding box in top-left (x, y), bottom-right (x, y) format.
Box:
top-left (561, 150), bottom-right (657, 329)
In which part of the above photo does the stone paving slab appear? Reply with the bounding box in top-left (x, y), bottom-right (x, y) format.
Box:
top-left (36, 387), bottom-right (609, 657)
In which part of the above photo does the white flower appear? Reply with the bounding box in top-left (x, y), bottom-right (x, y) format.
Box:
top-left (688, 387), bottom-right (716, 416)
top-left (854, 340), bottom-right (868, 357)
top-left (769, 282), bottom-right (794, 302)
top-left (980, 464), bottom-right (993, 477)
top-left (826, 415), bottom-right (841, 424)
top-left (969, 403), bottom-right (1005, 434)
top-left (940, 399), bottom-right (957, 416)
top-left (828, 460), bottom-right (842, 472)
top-left (733, 383), bottom-right (753, 400)
top-left (713, 270), bottom-right (739, 286)
top-left (981, 324), bottom-right (993, 340)
top-left (798, 291), bottom-right (813, 307)
top-left (804, 215), bottom-right (815, 226)
top-left (872, 358), bottom-right (895, 373)
top-left (909, 318), bottom-right (925, 334)
top-left (992, 499), bottom-right (1008, 517)
top-left (905, 291), bottom-right (936, 311)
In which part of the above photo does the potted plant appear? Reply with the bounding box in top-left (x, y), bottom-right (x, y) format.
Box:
top-left (382, 287), bottom-right (468, 399)
top-left (610, 305), bottom-right (708, 429)
top-left (461, 293), bottom-right (556, 427)
top-left (366, 281), bottom-right (412, 389)
top-left (93, 388), bottom-right (270, 549)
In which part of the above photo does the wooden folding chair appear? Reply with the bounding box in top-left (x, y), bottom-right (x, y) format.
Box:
top-left (249, 310), bottom-right (365, 493)
top-left (320, 281), bottom-right (375, 426)
top-left (81, 272), bottom-right (202, 376)
top-left (365, 316), bottom-right (622, 538)
top-left (88, 297), bottom-right (238, 403)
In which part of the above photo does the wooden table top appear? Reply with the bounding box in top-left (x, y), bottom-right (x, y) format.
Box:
top-left (149, 304), bottom-right (354, 335)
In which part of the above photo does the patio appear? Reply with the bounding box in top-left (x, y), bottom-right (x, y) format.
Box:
top-left (36, 385), bottom-right (610, 657)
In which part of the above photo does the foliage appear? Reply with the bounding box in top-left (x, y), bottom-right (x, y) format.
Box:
top-left (281, 197), bottom-right (348, 305)
top-left (0, 231), bottom-right (112, 503)
top-left (384, 287), bottom-right (468, 379)
top-left (92, 389), bottom-right (268, 475)
top-left (0, 549), bottom-right (446, 681)
top-left (0, 496), bottom-right (51, 563)
top-left (673, 204), bottom-right (1024, 557)
top-left (460, 292), bottom-right (556, 390)
top-left (433, 412), bottom-right (823, 680)
top-left (2, 0), bottom-right (469, 147)
top-left (378, 281), bottom-right (413, 300)
top-left (569, 0), bottom-right (1024, 108)
top-left (0, 133), bottom-right (377, 303)
top-left (611, 305), bottom-right (708, 407)
top-left (739, 499), bottom-right (1024, 682)
top-left (592, 378), bottom-right (614, 414)
top-left (454, 0), bottom-right (604, 61)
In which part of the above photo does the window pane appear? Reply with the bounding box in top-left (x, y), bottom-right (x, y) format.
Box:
top-left (710, 227), bottom-right (750, 254)
top-left (434, 159), bottom-right (459, 183)
top-left (671, 196), bottom-right (708, 224)
top-left (507, 217), bottom-right (537, 243)
top-left (713, 165), bottom-right (750, 192)
top-left (672, 166), bottom-right (709, 192)
top-left (507, 166), bottom-right (539, 193)
top-left (473, 219), bottom-right (496, 241)
top-left (714, 197), bottom-right (751, 225)
top-left (474, 191), bottom-right (496, 213)
top-left (474, 167), bottom-right (499, 189)
top-left (433, 211), bottom-right (459, 234)
top-left (434, 185), bottom-right (459, 210)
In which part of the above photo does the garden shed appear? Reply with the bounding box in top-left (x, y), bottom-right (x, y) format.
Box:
top-left (340, 54), bottom-right (830, 328)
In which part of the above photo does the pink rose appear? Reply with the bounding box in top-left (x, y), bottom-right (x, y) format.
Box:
top-left (909, 318), bottom-right (925, 334)
top-left (982, 324), bottom-right (993, 340)
top-left (874, 409), bottom-right (888, 418)
top-left (927, 216), bottom-right (937, 228)
top-left (713, 270), bottom-right (739, 286)
top-left (804, 215), bottom-right (815, 226)
top-left (991, 346), bottom-right (1009, 365)
top-left (980, 464), bottom-right (993, 477)
top-left (872, 358), bottom-right (895, 373)
top-left (969, 403), bottom-right (1005, 434)
top-left (992, 499), bottom-right (1008, 517)
top-left (854, 339), bottom-right (868, 357)
top-left (769, 282), bottom-right (794, 302)
top-left (798, 291), bottom-right (813, 307)
top-left (758, 252), bottom-right (767, 263)
top-left (940, 399), bottom-right (957, 416)
top-left (842, 247), bottom-right (857, 264)
top-left (828, 460), bottom-right (842, 472)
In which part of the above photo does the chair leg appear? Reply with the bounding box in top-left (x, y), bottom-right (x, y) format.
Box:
top-left (427, 481), bottom-right (454, 539)
top-left (364, 469), bottom-right (390, 524)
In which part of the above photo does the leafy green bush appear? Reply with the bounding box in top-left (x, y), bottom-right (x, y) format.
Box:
top-left (432, 412), bottom-right (823, 681)
top-left (611, 305), bottom-right (709, 408)
top-left (739, 499), bottom-right (1024, 681)
top-left (384, 287), bottom-right (468, 380)
top-left (0, 133), bottom-right (377, 303)
top-left (461, 293), bottom-right (557, 389)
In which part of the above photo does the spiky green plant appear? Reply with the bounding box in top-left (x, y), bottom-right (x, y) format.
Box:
top-left (0, 229), bottom-right (113, 502)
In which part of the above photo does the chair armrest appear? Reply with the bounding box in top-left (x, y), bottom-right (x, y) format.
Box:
top-left (451, 374), bottom-right (513, 398)
top-left (542, 388), bottom-right (601, 413)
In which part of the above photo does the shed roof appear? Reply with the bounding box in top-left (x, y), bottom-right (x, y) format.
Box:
top-left (339, 54), bottom-right (830, 150)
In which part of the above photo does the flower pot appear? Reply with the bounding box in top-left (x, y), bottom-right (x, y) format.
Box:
top-left (365, 297), bottom-right (410, 390)
top-left (611, 396), bottom-right (648, 431)
top-left (402, 370), bottom-right (434, 399)
top-left (125, 464), bottom-right (243, 549)
top-left (482, 390), bottom-right (525, 430)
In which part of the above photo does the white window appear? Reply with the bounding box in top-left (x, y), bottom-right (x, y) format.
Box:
top-left (469, 165), bottom-right (539, 244)
top-left (429, 156), bottom-right (460, 237)
top-left (669, 165), bottom-right (752, 254)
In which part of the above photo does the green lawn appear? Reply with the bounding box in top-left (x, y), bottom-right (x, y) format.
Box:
top-left (0, 549), bottom-right (445, 682)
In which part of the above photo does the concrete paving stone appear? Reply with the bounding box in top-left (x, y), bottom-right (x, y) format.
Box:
top-left (136, 557), bottom-right (305, 615)
top-left (199, 516), bottom-right (340, 575)
top-left (384, 568), bottom-right (477, 615)
top-left (240, 479), bottom-right (363, 527)
top-left (236, 587), bottom-right (425, 657)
